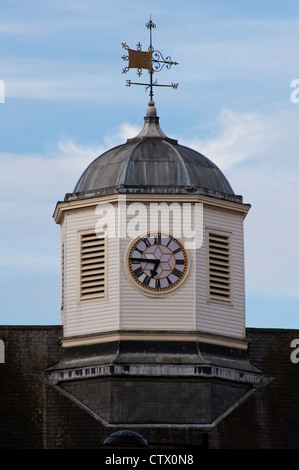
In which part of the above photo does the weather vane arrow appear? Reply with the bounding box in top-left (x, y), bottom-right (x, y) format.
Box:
top-left (121, 16), bottom-right (179, 100)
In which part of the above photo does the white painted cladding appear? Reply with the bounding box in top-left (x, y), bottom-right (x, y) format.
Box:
top-left (61, 200), bottom-right (246, 340)
top-left (62, 209), bottom-right (120, 337)
top-left (196, 206), bottom-right (246, 339)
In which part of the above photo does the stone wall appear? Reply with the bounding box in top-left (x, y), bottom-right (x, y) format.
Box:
top-left (0, 326), bottom-right (62, 448)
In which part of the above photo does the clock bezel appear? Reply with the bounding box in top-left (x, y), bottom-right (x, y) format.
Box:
top-left (123, 231), bottom-right (192, 297)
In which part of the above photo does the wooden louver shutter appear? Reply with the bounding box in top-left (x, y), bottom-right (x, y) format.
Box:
top-left (80, 231), bottom-right (106, 300)
top-left (208, 232), bottom-right (231, 302)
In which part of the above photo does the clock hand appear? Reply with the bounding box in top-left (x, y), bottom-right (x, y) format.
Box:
top-left (130, 257), bottom-right (160, 277)
top-left (150, 260), bottom-right (160, 278)
top-left (130, 257), bottom-right (158, 264)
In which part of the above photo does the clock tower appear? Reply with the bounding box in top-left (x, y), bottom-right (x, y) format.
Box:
top-left (52, 99), bottom-right (251, 348)
top-left (47, 20), bottom-right (270, 442)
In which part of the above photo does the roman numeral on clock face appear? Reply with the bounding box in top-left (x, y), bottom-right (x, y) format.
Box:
top-left (154, 233), bottom-right (161, 244)
top-left (141, 238), bottom-right (151, 247)
top-left (133, 267), bottom-right (143, 278)
top-left (172, 268), bottom-right (182, 278)
top-left (142, 275), bottom-right (151, 287)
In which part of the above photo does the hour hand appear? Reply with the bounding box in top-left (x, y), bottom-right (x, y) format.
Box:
top-left (150, 259), bottom-right (160, 278)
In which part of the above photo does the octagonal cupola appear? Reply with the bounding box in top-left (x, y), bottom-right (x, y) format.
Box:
top-left (54, 98), bottom-right (250, 351)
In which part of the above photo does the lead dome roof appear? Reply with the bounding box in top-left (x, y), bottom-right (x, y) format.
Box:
top-left (65, 101), bottom-right (242, 203)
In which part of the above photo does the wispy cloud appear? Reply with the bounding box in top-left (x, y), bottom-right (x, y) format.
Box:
top-left (236, 165), bottom-right (299, 299)
top-left (0, 122), bottom-right (140, 274)
top-left (180, 109), bottom-right (271, 170)
top-left (180, 107), bottom-right (299, 299)
top-left (176, 18), bottom-right (299, 80)
top-left (0, 122), bottom-right (140, 200)
top-left (181, 107), bottom-right (299, 172)
top-left (2, 14), bottom-right (299, 104)
top-left (1, 58), bottom-right (122, 102)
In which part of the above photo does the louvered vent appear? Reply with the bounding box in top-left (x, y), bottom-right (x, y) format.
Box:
top-left (80, 231), bottom-right (106, 301)
top-left (208, 231), bottom-right (231, 302)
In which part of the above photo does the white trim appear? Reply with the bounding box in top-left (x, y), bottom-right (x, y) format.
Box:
top-left (60, 329), bottom-right (249, 350)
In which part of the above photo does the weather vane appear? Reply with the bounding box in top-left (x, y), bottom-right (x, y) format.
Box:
top-left (121, 16), bottom-right (179, 100)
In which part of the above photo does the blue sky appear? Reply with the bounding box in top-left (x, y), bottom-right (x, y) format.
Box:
top-left (0, 0), bottom-right (299, 329)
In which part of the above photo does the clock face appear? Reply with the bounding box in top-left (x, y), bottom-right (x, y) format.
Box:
top-left (127, 232), bottom-right (189, 294)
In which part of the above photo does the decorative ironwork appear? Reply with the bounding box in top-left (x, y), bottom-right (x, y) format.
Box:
top-left (152, 50), bottom-right (178, 72)
top-left (121, 16), bottom-right (179, 99)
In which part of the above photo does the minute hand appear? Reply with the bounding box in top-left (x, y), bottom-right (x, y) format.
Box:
top-left (130, 257), bottom-right (159, 263)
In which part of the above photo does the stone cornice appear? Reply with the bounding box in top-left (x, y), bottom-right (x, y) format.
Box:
top-left (53, 193), bottom-right (251, 224)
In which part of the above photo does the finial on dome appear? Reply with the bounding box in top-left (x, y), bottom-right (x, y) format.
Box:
top-left (126, 98), bottom-right (178, 144)
top-left (146, 99), bottom-right (157, 117)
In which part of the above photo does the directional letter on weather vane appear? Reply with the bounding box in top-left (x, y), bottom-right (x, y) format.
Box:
top-left (121, 17), bottom-right (179, 100)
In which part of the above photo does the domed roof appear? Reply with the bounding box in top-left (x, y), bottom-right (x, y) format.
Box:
top-left (66, 101), bottom-right (242, 203)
